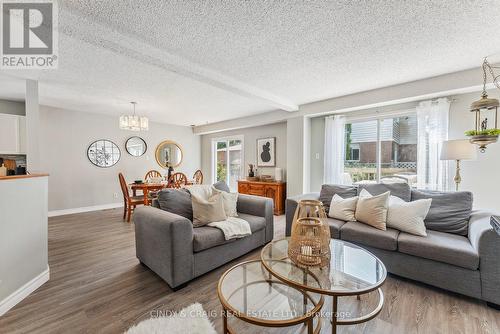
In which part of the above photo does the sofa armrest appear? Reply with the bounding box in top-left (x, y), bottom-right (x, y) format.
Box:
top-left (237, 194), bottom-right (274, 243)
top-left (468, 210), bottom-right (500, 304)
top-left (134, 206), bottom-right (194, 288)
top-left (285, 192), bottom-right (320, 236)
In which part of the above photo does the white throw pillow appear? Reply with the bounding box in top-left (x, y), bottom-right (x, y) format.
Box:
top-left (185, 185), bottom-right (214, 200)
top-left (191, 193), bottom-right (227, 227)
top-left (387, 196), bottom-right (432, 236)
top-left (211, 186), bottom-right (238, 217)
top-left (355, 190), bottom-right (390, 230)
top-left (328, 194), bottom-right (358, 221)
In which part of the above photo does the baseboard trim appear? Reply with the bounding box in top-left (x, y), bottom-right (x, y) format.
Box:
top-left (0, 267), bottom-right (50, 316)
top-left (48, 203), bottom-right (124, 217)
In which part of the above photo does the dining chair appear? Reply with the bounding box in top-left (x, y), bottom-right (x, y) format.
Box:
top-left (118, 173), bottom-right (145, 222)
top-left (145, 169), bottom-right (162, 181)
top-left (193, 169), bottom-right (203, 184)
top-left (168, 172), bottom-right (188, 189)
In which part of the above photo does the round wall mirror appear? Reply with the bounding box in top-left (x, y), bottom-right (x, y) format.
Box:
top-left (87, 139), bottom-right (121, 168)
top-left (125, 136), bottom-right (147, 157)
top-left (155, 140), bottom-right (183, 168)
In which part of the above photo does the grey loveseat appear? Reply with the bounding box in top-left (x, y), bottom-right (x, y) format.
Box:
top-left (286, 183), bottom-right (500, 308)
top-left (134, 182), bottom-right (274, 289)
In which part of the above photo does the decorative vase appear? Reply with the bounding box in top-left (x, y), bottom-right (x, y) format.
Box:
top-left (288, 200), bottom-right (331, 268)
top-left (0, 163), bottom-right (7, 177)
top-left (248, 163), bottom-right (255, 177)
top-left (275, 167), bottom-right (283, 181)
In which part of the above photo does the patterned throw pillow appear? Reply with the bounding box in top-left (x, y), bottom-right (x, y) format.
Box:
top-left (387, 196), bottom-right (432, 236)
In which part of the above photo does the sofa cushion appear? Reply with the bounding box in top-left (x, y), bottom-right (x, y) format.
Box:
top-left (326, 217), bottom-right (346, 239)
top-left (193, 213), bottom-right (266, 252)
top-left (157, 189), bottom-right (193, 221)
top-left (358, 183), bottom-right (411, 201)
top-left (213, 180), bottom-right (231, 193)
top-left (319, 184), bottom-right (357, 211)
top-left (411, 189), bottom-right (473, 236)
top-left (340, 221), bottom-right (400, 251)
top-left (398, 230), bottom-right (479, 270)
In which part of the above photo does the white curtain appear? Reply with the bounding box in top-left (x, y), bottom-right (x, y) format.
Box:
top-left (324, 115), bottom-right (346, 184)
top-left (416, 98), bottom-right (450, 190)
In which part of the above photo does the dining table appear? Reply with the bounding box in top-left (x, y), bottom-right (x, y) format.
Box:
top-left (129, 182), bottom-right (167, 205)
top-left (129, 180), bottom-right (195, 205)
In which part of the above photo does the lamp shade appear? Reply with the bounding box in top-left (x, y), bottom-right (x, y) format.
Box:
top-left (440, 139), bottom-right (477, 161)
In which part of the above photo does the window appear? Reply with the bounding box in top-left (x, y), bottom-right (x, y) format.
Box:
top-left (344, 115), bottom-right (417, 186)
top-left (212, 137), bottom-right (243, 191)
top-left (349, 144), bottom-right (360, 161)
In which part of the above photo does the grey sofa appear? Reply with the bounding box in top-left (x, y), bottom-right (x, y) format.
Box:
top-left (286, 183), bottom-right (500, 308)
top-left (134, 184), bottom-right (274, 289)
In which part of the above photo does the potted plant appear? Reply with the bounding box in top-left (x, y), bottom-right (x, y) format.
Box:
top-left (465, 128), bottom-right (500, 152)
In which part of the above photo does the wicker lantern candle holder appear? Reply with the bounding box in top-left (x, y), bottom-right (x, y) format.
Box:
top-left (288, 200), bottom-right (331, 268)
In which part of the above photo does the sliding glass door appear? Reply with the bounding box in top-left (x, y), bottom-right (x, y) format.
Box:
top-left (344, 114), bottom-right (417, 186)
top-left (213, 137), bottom-right (243, 191)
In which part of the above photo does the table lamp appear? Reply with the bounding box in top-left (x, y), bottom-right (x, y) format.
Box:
top-left (440, 139), bottom-right (477, 191)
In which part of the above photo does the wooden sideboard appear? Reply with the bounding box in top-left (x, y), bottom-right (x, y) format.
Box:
top-left (237, 180), bottom-right (286, 215)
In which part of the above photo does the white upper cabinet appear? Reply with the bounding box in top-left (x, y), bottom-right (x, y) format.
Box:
top-left (0, 114), bottom-right (26, 154)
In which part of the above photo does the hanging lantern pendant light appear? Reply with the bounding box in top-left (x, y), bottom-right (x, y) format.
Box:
top-left (119, 102), bottom-right (149, 131)
top-left (466, 58), bottom-right (500, 152)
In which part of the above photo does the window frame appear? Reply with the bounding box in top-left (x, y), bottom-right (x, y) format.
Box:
top-left (211, 135), bottom-right (244, 190)
top-left (348, 143), bottom-right (360, 162)
top-left (344, 109), bottom-right (416, 183)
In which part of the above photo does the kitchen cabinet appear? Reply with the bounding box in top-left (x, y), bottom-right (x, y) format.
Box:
top-left (0, 114), bottom-right (26, 154)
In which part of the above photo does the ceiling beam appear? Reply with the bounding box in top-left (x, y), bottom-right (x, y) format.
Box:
top-left (59, 10), bottom-right (299, 112)
top-left (193, 67), bottom-right (487, 135)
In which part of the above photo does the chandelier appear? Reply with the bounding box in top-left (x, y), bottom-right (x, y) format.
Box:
top-left (119, 102), bottom-right (149, 131)
top-left (466, 58), bottom-right (500, 152)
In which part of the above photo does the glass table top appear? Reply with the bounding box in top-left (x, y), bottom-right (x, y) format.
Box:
top-left (218, 260), bottom-right (323, 322)
top-left (261, 238), bottom-right (387, 296)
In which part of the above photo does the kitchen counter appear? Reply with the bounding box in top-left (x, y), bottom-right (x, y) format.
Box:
top-left (0, 173), bottom-right (49, 181)
top-left (0, 174), bottom-right (49, 316)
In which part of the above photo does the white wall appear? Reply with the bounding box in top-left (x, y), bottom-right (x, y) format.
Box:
top-left (310, 116), bottom-right (325, 191)
top-left (200, 122), bottom-right (287, 185)
top-left (38, 106), bottom-right (201, 212)
top-left (448, 89), bottom-right (500, 211)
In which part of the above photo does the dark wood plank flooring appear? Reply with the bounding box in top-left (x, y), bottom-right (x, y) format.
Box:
top-left (0, 209), bottom-right (498, 333)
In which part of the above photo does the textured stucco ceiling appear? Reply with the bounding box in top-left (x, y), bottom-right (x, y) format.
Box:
top-left (2, 0), bottom-right (500, 126)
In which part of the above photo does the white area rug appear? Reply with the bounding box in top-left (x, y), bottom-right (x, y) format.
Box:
top-left (125, 303), bottom-right (216, 334)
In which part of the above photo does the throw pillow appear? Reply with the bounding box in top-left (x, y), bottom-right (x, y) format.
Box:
top-left (328, 194), bottom-right (358, 221)
top-left (387, 196), bottom-right (432, 236)
top-left (213, 180), bottom-right (231, 193)
top-left (191, 193), bottom-right (227, 227)
top-left (212, 186), bottom-right (238, 217)
top-left (156, 189), bottom-right (193, 221)
top-left (319, 184), bottom-right (358, 211)
top-left (355, 190), bottom-right (390, 230)
top-left (185, 184), bottom-right (214, 200)
top-left (410, 189), bottom-right (473, 236)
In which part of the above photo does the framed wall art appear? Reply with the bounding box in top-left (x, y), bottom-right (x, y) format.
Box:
top-left (257, 137), bottom-right (275, 167)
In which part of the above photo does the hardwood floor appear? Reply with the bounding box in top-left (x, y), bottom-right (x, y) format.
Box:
top-left (0, 209), bottom-right (498, 334)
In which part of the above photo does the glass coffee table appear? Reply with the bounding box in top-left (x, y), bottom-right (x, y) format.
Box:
top-left (261, 238), bottom-right (387, 334)
top-left (217, 260), bottom-right (324, 333)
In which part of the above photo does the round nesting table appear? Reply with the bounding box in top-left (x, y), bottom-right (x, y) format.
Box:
top-left (261, 238), bottom-right (387, 334)
top-left (217, 260), bottom-right (324, 334)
